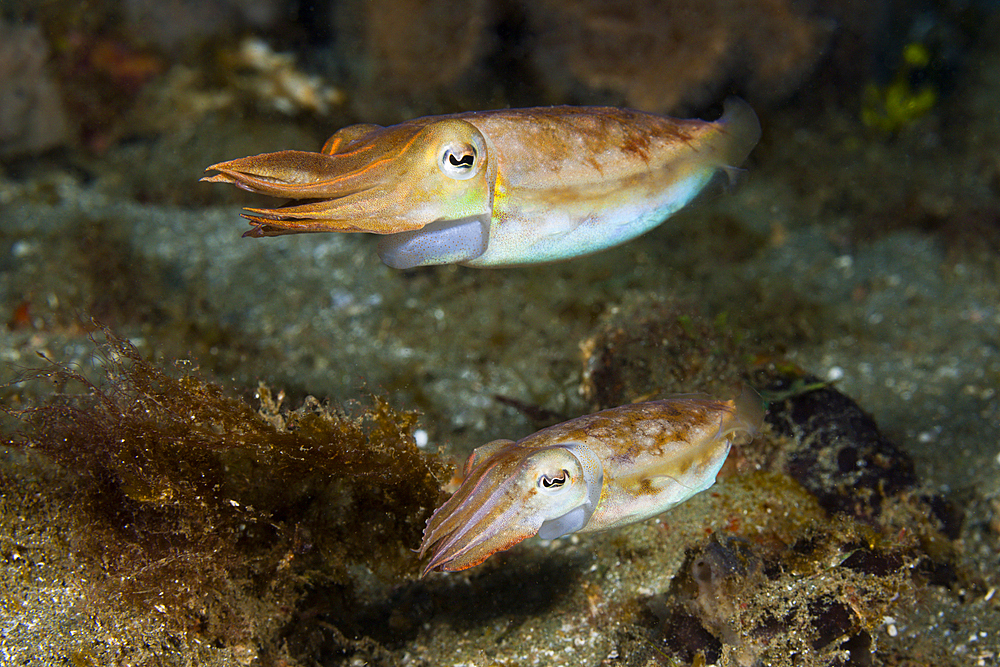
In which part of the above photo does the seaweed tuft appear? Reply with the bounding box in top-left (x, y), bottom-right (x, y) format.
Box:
top-left (3, 328), bottom-right (450, 645)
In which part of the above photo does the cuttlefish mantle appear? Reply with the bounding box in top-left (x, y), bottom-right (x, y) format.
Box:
top-left (202, 99), bottom-right (760, 269)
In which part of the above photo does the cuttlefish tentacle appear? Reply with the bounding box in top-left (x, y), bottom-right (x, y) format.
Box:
top-left (202, 99), bottom-right (760, 268)
top-left (419, 390), bottom-right (764, 576)
top-left (419, 442), bottom-right (603, 574)
top-left (204, 119), bottom-right (493, 240)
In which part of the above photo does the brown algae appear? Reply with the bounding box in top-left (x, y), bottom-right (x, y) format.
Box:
top-left (2, 328), bottom-right (450, 644)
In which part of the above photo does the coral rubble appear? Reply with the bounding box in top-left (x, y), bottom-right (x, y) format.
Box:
top-left (579, 293), bottom-right (752, 408)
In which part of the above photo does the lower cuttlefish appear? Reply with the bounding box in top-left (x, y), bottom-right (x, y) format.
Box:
top-left (419, 391), bottom-right (764, 575)
top-left (202, 99), bottom-right (760, 268)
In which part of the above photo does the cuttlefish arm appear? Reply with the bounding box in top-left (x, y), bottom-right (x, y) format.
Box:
top-left (419, 390), bottom-right (764, 575)
top-left (202, 99), bottom-right (760, 269)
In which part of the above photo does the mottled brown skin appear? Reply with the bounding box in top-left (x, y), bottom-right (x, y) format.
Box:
top-left (420, 393), bottom-right (763, 574)
top-left (201, 103), bottom-right (758, 258)
top-left (514, 398), bottom-right (756, 531)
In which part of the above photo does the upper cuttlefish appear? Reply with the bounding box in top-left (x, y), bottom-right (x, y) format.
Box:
top-left (202, 99), bottom-right (761, 269)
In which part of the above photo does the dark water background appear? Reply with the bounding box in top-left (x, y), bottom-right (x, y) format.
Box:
top-left (1, 1), bottom-right (998, 665)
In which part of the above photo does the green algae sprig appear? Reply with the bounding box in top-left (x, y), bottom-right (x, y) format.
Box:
top-left (3, 328), bottom-right (449, 637)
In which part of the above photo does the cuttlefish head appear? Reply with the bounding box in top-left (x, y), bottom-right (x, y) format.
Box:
top-left (202, 119), bottom-right (493, 267)
top-left (419, 440), bottom-right (603, 576)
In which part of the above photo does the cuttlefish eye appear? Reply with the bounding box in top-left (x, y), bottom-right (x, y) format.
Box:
top-left (537, 469), bottom-right (570, 494)
top-left (439, 142), bottom-right (479, 180)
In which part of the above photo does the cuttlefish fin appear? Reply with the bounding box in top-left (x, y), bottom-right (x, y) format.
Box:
top-left (716, 97), bottom-right (762, 170)
top-left (687, 98), bottom-right (762, 199)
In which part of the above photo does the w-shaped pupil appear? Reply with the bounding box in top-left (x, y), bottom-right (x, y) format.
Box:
top-left (449, 153), bottom-right (474, 167)
top-left (541, 472), bottom-right (567, 488)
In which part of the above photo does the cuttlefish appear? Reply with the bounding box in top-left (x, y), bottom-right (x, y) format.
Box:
top-left (419, 391), bottom-right (764, 575)
top-left (202, 99), bottom-right (760, 268)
